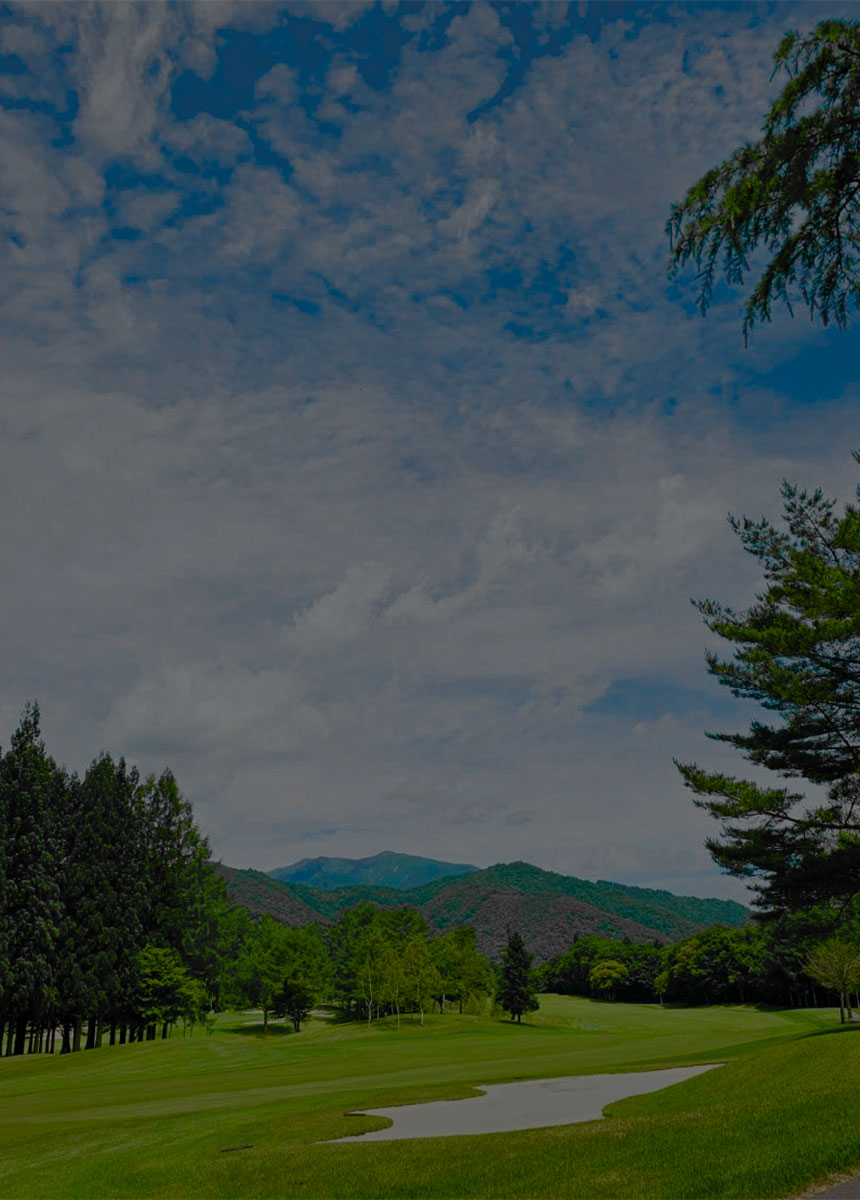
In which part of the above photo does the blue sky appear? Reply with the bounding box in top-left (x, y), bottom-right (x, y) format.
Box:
top-left (1, 0), bottom-right (858, 898)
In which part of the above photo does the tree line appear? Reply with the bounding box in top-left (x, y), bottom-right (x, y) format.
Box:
top-left (0, 707), bottom-right (539, 1058)
top-left (536, 922), bottom-right (860, 1011)
top-left (0, 703), bottom-right (241, 1055)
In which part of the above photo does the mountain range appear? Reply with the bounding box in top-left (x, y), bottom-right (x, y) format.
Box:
top-left (214, 854), bottom-right (750, 963)
top-left (270, 850), bottom-right (477, 890)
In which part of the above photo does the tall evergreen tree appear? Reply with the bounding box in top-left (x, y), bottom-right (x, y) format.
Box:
top-left (0, 704), bottom-right (65, 1055)
top-left (497, 930), bottom-right (539, 1024)
top-left (54, 754), bottom-right (144, 1050)
top-left (138, 769), bottom-right (212, 954)
top-left (676, 467), bottom-right (860, 923)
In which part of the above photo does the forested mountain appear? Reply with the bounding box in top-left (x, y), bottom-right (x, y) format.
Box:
top-left (214, 865), bottom-right (331, 926)
top-left (220, 859), bottom-right (749, 963)
top-left (269, 850), bottom-right (477, 890)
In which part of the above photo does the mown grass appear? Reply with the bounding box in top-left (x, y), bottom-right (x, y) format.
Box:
top-left (0, 997), bottom-right (855, 1199)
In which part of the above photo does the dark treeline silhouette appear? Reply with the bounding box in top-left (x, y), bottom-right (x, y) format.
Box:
top-left (0, 704), bottom-right (237, 1056)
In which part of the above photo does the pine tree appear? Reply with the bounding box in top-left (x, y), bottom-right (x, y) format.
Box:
top-left (669, 20), bottom-right (860, 336)
top-left (676, 465), bottom-right (860, 924)
top-left (497, 930), bottom-right (539, 1024)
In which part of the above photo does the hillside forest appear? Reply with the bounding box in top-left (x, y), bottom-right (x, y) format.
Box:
top-left (0, 704), bottom-right (855, 1058)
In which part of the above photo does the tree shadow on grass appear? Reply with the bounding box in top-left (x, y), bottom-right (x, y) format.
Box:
top-left (228, 1022), bottom-right (296, 1037)
top-left (799, 1022), bottom-right (860, 1041)
top-left (310, 1006), bottom-right (356, 1026)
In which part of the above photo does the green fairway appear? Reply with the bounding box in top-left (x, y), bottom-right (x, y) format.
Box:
top-left (1, 997), bottom-right (856, 1199)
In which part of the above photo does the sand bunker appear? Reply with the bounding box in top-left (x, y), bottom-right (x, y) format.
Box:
top-left (330, 1064), bottom-right (721, 1142)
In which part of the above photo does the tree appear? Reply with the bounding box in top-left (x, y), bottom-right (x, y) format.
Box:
top-left (429, 926), bottom-right (494, 1014)
top-left (804, 938), bottom-right (860, 1022)
top-left (236, 916), bottom-right (295, 1032)
top-left (0, 705), bottom-right (66, 1056)
top-left (400, 938), bottom-right (442, 1025)
top-left (270, 977), bottom-right (316, 1033)
top-left (133, 944), bottom-right (201, 1040)
top-left (497, 931), bottom-right (539, 1024)
top-left (325, 903), bottom-right (381, 1018)
top-left (668, 20), bottom-right (860, 337)
top-left (589, 959), bottom-right (628, 1001)
top-left (676, 468), bottom-right (860, 923)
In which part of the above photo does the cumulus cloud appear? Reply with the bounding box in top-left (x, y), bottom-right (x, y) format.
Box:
top-left (0, 0), bottom-right (855, 897)
top-left (284, 562), bottom-right (392, 655)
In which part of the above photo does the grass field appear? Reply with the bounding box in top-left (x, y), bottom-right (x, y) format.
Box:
top-left (1, 997), bottom-right (858, 1199)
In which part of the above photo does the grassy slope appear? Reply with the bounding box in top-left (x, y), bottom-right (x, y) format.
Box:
top-left (1, 998), bottom-right (857, 1199)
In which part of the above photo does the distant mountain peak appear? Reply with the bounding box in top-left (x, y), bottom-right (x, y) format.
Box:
top-left (269, 850), bottom-right (479, 891)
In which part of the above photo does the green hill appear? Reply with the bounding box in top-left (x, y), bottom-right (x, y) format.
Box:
top-left (219, 858), bottom-right (749, 962)
top-left (269, 850), bottom-right (477, 890)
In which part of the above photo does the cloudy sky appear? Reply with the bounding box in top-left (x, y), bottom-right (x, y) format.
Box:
top-left (2, 0), bottom-right (858, 900)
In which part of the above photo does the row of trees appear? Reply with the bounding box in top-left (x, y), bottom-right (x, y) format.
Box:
top-left (536, 923), bottom-right (860, 1011)
top-left (0, 704), bottom-right (240, 1056)
top-left (0, 714), bottom-right (536, 1059)
top-left (323, 904), bottom-right (497, 1025)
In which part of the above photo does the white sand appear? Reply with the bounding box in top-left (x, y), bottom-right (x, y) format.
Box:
top-left (328, 1064), bottom-right (721, 1142)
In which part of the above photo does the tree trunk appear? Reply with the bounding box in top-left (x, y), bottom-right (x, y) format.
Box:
top-left (85, 1017), bottom-right (97, 1051)
top-left (263, 1007), bottom-right (268, 1035)
top-left (119, 1023), bottom-right (127, 1045)
top-left (146, 1024), bottom-right (156, 1041)
top-left (109, 1023), bottom-right (116, 1046)
top-left (161, 1022), bottom-right (169, 1040)
top-left (72, 1019), bottom-right (82, 1053)
top-left (13, 1014), bottom-right (27, 1056)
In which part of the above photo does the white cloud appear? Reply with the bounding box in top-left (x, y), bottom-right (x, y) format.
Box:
top-left (0, 1), bottom-right (854, 898)
top-left (284, 562), bottom-right (392, 656)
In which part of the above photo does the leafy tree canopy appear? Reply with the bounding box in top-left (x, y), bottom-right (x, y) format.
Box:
top-left (804, 938), bottom-right (860, 1021)
top-left (668, 19), bottom-right (860, 337)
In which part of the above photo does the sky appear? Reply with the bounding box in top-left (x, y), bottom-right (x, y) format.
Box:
top-left (2, 0), bottom-right (859, 901)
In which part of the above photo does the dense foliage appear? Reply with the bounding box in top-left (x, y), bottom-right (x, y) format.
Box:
top-left (668, 19), bottom-right (860, 336)
top-left (536, 923), bottom-right (840, 1008)
top-left (325, 903), bottom-right (494, 1024)
top-left (0, 704), bottom-right (235, 1055)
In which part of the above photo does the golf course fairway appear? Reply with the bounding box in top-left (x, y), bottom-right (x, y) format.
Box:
top-left (1, 996), bottom-right (858, 1199)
